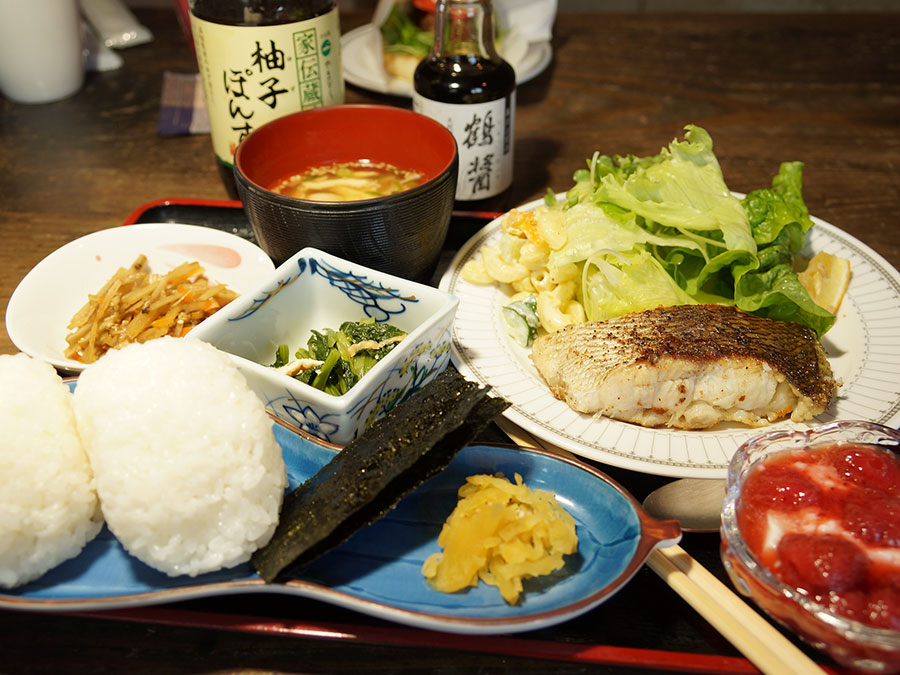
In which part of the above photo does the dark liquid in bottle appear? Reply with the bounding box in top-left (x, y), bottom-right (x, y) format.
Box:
top-left (415, 54), bottom-right (516, 212)
top-left (189, 0), bottom-right (332, 25)
top-left (414, 54), bottom-right (515, 105)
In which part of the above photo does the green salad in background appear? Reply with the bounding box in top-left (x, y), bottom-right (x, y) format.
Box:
top-left (380, 4), bottom-right (433, 63)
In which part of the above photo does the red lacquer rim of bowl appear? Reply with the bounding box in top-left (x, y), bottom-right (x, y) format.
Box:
top-left (234, 104), bottom-right (458, 195)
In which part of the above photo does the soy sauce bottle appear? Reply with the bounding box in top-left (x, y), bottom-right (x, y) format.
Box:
top-left (413, 0), bottom-right (515, 208)
top-left (188, 0), bottom-right (344, 198)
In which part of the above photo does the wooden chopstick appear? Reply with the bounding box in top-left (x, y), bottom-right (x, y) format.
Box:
top-left (497, 420), bottom-right (828, 675)
top-left (647, 547), bottom-right (826, 675)
top-left (494, 417), bottom-right (577, 459)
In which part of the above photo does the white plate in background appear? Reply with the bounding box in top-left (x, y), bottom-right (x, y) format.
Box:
top-left (341, 23), bottom-right (553, 98)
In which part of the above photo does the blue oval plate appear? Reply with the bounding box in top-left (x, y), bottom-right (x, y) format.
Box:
top-left (0, 418), bottom-right (681, 635)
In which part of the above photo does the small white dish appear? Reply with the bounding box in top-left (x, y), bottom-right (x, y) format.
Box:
top-left (5, 223), bottom-right (275, 373)
top-left (188, 247), bottom-right (459, 446)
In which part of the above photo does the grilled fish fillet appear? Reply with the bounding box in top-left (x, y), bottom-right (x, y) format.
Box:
top-left (530, 304), bottom-right (837, 430)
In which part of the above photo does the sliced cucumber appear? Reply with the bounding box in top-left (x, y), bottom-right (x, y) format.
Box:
top-left (502, 296), bottom-right (540, 347)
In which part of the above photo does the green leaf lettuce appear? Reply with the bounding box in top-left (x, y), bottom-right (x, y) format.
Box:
top-left (551, 125), bottom-right (834, 336)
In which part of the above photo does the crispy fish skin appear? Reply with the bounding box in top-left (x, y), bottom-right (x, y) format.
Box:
top-left (530, 304), bottom-right (837, 430)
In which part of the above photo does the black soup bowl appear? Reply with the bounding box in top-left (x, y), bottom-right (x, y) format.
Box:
top-left (234, 104), bottom-right (458, 281)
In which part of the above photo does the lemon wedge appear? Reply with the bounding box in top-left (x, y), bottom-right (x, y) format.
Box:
top-left (798, 251), bottom-right (851, 315)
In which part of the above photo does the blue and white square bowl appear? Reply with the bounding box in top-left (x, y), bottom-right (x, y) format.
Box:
top-left (189, 247), bottom-right (458, 445)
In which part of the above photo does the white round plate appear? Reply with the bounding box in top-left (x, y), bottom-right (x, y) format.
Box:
top-left (341, 23), bottom-right (553, 98)
top-left (439, 197), bottom-right (900, 479)
top-left (6, 223), bottom-right (275, 373)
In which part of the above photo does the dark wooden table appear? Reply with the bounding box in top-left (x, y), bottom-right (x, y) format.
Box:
top-left (2, 6), bottom-right (898, 673)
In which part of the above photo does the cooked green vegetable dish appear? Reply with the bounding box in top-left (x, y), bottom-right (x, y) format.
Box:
top-left (271, 318), bottom-right (407, 396)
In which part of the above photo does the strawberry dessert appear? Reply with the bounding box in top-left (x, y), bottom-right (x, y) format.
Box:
top-left (736, 442), bottom-right (900, 631)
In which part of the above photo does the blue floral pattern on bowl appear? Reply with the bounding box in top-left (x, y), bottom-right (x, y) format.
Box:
top-left (264, 327), bottom-right (451, 443)
top-left (231, 256), bottom-right (420, 324)
top-left (188, 248), bottom-right (459, 446)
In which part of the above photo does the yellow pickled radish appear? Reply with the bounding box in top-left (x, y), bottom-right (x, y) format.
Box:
top-left (798, 251), bottom-right (851, 315)
top-left (421, 473), bottom-right (578, 605)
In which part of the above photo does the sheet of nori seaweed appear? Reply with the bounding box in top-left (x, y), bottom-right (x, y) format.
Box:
top-left (252, 368), bottom-right (511, 582)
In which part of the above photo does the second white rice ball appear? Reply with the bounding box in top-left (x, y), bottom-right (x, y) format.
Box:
top-left (72, 337), bottom-right (287, 577)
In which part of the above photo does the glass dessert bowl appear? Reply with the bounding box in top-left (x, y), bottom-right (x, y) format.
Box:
top-left (720, 421), bottom-right (900, 673)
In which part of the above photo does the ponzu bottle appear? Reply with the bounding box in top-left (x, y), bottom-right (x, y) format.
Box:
top-left (188, 0), bottom-right (344, 197)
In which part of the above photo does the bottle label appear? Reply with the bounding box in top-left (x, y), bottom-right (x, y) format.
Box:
top-left (190, 7), bottom-right (344, 167)
top-left (413, 92), bottom-right (515, 200)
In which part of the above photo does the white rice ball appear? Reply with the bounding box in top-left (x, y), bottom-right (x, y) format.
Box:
top-left (72, 337), bottom-right (287, 577)
top-left (0, 353), bottom-right (103, 589)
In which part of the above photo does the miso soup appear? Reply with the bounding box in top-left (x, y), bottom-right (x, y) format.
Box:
top-left (270, 161), bottom-right (425, 202)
